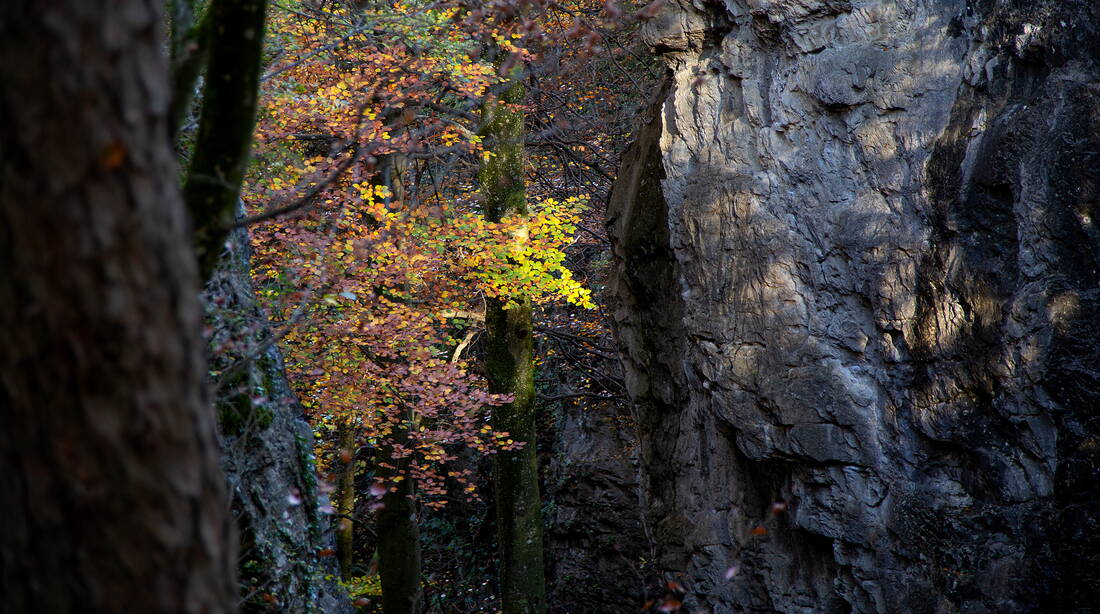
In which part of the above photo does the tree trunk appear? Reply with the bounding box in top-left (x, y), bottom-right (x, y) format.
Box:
top-left (182, 0), bottom-right (267, 281)
top-left (167, 0), bottom-right (208, 135)
top-left (369, 145), bottom-right (424, 613)
top-left (335, 426), bottom-right (358, 580)
top-left (376, 433), bottom-right (424, 614)
top-left (0, 1), bottom-right (236, 611)
top-left (479, 71), bottom-right (548, 614)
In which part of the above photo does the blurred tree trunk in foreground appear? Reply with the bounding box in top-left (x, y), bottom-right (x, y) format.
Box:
top-left (0, 1), bottom-right (236, 611)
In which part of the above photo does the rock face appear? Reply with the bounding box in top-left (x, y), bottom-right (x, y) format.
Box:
top-left (546, 396), bottom-right (651, 612)
top-left (608, 1), bottom-right (1100, 612)
top-left (204, 224), bottom-right (352, 614)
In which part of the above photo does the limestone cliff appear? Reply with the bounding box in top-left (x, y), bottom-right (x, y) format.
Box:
top-left (608, 1), bottom-right (1100, 611)
top-left (204, 222), bottom-right (352, 613)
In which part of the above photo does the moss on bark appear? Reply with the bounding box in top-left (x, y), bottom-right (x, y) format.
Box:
top-left (182, 0), bottom-right (267, 281)
top-left (479, 72), bottom-right (548, 614)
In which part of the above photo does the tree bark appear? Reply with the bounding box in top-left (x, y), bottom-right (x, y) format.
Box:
top-left (0, 1), bottom-right (236, 611)
top-left (335, 426), bottom-right (358, 580)
top-left (479, 70), bottom-right (548, 614)
top-left (375, 433), bottom-right (424, 614)
top-left (183, 0), bottom-right (267, 281)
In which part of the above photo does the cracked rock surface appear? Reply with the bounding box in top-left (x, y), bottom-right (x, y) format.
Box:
top-left (204, 222), bottom-right (351, 614)
top-left (608, 1), bottom-right (1100, 611)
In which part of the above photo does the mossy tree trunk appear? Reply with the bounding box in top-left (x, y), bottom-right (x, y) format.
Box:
top-left (479, 67), bottom-right (548, 614)
top-left (181, 0), bottom-right (267, 281)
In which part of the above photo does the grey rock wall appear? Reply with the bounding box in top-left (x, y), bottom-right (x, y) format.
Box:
top-left (546, 395), bottom-right (650, 612)
top-left (608, 1), bottom-right (1100, 612)
top-left (204, 223), bottom-right (352, 614)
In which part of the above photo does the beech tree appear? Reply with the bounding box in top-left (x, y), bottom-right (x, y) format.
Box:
top-left (0, 1), bottom-right (236, 611)
top-left (245, 4), bottom-right (590, 610)
top-left (480, 53), bottom-right (548, 614)
top-left (369, 128), bottom-right (425, 614)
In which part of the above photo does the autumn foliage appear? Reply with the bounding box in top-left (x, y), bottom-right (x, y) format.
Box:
top-left (235, 0), bottom-right (663, 609)
top-left (245, 0), bottom-right (597, 511)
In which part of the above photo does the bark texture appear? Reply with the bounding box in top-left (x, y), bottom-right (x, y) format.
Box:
top-left (183, 0), bottom-right (267, 280)
top-left (609, 1), bottom-right (1100, 612)
top-left (480, 76), bottom-right (548, 614)
top-left (0, 1), bottom-right (235, 611)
